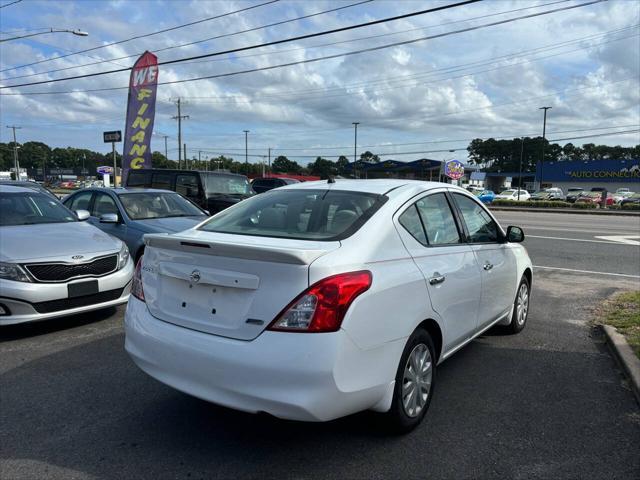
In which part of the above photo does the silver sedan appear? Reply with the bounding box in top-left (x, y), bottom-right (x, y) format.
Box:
top-left (0, 185), bottom-right (133, 325)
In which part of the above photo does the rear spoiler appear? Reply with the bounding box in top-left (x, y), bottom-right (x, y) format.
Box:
top-left (144, 233), bottom-right (333, 265)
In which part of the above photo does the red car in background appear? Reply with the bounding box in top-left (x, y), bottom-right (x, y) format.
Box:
top-left (575, 191), bottom-right (615, 207)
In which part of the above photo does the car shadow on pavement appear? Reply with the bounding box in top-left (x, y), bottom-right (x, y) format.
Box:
top-left (1, 331), bottom-right (639, 480)
top-left (0, 307), bottom-right (117, 342)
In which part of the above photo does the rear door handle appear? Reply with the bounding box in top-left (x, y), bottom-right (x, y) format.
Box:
top-left (429, 273), bottom-right (446, 285)
top-left (483, 262), bottom-right (493, 271)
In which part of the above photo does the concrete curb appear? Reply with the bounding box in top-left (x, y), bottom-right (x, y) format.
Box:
top-left (601, 324), bottom-right (640, 406)
top-left (489, 206), bottom-right (640, 216)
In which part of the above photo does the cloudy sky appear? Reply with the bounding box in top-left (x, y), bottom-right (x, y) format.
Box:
top-left (0, 0), bottom-right (638, 165)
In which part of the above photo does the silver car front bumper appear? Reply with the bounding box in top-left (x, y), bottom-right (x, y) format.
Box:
top-left (0, 258), bottom-right (133, 326)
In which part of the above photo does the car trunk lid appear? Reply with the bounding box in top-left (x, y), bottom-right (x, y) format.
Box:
top-left (141, 232), bottom-right (339, 340)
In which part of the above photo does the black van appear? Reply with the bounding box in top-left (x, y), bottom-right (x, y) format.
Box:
top-left (125, 169), bottom-right (254, 214)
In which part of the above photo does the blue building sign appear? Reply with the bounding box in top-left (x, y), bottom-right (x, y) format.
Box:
top-left (537, 159), bottom-right (640, 183)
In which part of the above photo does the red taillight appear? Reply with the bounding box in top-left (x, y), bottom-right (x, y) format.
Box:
top-left (131, 256), bottom-right (145, 302)
top-left (268, 271), bottom-right (372, 333)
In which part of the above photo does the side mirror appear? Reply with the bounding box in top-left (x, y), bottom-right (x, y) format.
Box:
top-left (75, 209), bottom-right (90, 221)
top-left (507, 225), bottom-right (525, 243)
top-left (100, 213), bottom-right (119, 224)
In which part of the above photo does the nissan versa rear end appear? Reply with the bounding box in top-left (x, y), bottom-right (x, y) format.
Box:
top-left (125, 179), bottom-right (532, 431)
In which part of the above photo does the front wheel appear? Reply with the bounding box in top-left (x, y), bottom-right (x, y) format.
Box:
top-left (380, 329), bottom-right (436, 433)
top-left (507, 277), bottom-right (530, 334)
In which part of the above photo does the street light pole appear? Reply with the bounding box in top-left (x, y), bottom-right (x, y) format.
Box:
top-left (0, 28), bottom-right (89, 42)
top-left (352, 122), bottom-right (359, 178)
top-left (539, 106), bottom-right (551, 189)
top-left (244, 130), bottom-right (249, 174)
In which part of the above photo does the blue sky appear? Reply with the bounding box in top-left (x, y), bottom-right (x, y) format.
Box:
top-left (0, 0), bottom-right (638, 165)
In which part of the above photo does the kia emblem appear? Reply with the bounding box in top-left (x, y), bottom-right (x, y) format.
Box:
top-left (71, 255), bottom-right (84, 260)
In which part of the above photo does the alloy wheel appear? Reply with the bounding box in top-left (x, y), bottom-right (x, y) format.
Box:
top-left (402, 343), bottom-right (433, 418)
top-left (516, 283), bottom-right (529, 326)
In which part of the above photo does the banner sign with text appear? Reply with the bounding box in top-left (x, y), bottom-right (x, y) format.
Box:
top-left (122, 51), bottom-right (158, 180)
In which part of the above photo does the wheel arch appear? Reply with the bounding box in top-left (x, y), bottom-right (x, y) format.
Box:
top-left (415, 318), bottom-right (443, 363)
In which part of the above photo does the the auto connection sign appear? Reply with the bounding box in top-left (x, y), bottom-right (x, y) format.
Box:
top-left (122, 51), bottom-right (158, 180)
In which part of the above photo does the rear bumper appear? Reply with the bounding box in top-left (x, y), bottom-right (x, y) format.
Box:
top-left (124, 297), bottom-right (400, 421)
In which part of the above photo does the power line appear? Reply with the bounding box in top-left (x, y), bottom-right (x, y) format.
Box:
top-left (0, 0), bottom-right (571, 82)
top-left (192, 125), bottom-right (640, 152)
top-left (0, 0), bottom-right (606, 95)
top-left (0, 0), bottom-right (280, 73)
top-left (0, 0), bottom-right (372, 78)
top-left (0, 0), bottom-right (482, 89)
top-left (0, 0), bottom-right (22, 8)
top-left (171, 30), bottom-right (639, 106)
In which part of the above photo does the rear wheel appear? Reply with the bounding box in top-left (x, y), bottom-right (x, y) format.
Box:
top-left (381, 328), bottom-right (436, 433)
top-left (507, 277), bottom-right (530, 334)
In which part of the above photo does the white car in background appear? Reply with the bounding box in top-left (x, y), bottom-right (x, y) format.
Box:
top-left (495, 188), bottom-right (531, 201)
top-left (125, 180), bottom-right (532, 432)
top-left (0, 185), bottom-right (133, 325)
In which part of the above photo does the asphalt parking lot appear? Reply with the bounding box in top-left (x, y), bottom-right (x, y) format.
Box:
top-left (1, 211), bottom-right (639, 479)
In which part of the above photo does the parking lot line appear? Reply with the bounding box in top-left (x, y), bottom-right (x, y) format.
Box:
top-left (534, 265), bottom-right (640, 279)
top-left (526, 234), bottom-right (632, 245)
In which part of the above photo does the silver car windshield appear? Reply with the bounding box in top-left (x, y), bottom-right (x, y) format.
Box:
top-left (0, 192), bottom-right (76, 226)
top-left (119, 192), bottom-right (205, 220)
top-left (199, 189), bottom-right (386, 241)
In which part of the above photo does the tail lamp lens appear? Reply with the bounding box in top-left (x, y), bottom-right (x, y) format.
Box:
top-left (131, 256), bottom-right (145, 302)
top-left (268, 271), bottom-right (372, 333)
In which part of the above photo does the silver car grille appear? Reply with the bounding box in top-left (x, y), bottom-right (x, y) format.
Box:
top-left (25, 254), bottom-right (118, 283)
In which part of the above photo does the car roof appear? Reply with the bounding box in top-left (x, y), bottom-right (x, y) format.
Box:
top-left (0, 184), bottom-right (40, 193)
top-left (277, 179), bottom-right (454, 195)
top-left (72, 187), bottom-right (176, 195)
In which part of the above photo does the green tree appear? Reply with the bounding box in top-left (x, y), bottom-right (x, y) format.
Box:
top-left (359, 151), bottom-right (380, 163)
top-left (272, 155), bottom-right (301, 173)
top-left (308, 156), bottom-right (337, 179)
top-left (336, 155), bottom-right (350, 175)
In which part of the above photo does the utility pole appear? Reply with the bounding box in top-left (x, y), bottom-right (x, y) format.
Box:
top-left (268, 147), bottom-right (271, 176)
top-left (163, 135), bottom-right (168, 161)
top-left (518, 137), bottom-right (525, 201)
top-left (539, 106), bottom-right (551, 189)
top-left (6, 125), bottom-right (22, 180)
top-left (172, 98), bottom-right (189, 169)
top-left (183, 144), bottom-right (187, 170)
top-left (243, 130), bottom-right (249, 174)
top-left (198, 150), bottom-right (201, 170)
top-left (352, 122), bottom-right (359, 178)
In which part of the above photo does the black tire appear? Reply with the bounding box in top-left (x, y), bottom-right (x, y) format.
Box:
top-left (507, 276), bottom-right (530, 334)
top-left (381, 328), bottom-right (436, 434)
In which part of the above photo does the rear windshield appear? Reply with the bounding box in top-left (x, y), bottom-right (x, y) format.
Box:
top-left (199, 189), bottom-right (386, 240)
top-left (204, 174), bottom-right (253, 196)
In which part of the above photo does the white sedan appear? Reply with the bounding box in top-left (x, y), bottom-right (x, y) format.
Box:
top-left (125, 180), bottom-right (532, 432)
top-left (494, 189), bottom-right (531, 201)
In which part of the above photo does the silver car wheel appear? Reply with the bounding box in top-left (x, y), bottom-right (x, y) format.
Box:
top-left (516, 283), bottom-right (529, 326)
top-left (402, 343), bottom-right (433, 418)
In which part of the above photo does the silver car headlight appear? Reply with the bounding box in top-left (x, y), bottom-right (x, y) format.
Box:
top-left (118, 244), bottom-right (130, 270)
top-left (0, 262), bottom-right (31, 282)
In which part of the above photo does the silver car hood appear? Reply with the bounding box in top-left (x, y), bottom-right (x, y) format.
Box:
top-left (0, 222), bottom-right (122, 263)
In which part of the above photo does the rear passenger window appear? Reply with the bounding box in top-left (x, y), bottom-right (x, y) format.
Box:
top-left (453, 194), bottom-right (499, 243)
top-left (151, 173), bottom-right (172, 190)
top-left (399, 205), bottom-right (427, 245)
top-left (415, 194), bottom-right (461, 245)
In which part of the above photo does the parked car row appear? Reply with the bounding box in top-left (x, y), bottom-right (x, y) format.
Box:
top-left (467, 185), bottom-right (635, 205)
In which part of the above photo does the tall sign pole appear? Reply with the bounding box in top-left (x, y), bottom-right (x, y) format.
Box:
top-left (104, 131), bottom-right (122, 187)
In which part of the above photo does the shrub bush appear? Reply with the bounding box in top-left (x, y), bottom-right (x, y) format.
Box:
top-left (571, 202), bottom-right (597, 209)
top-left (621, 203), bottom-right (640, 211)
